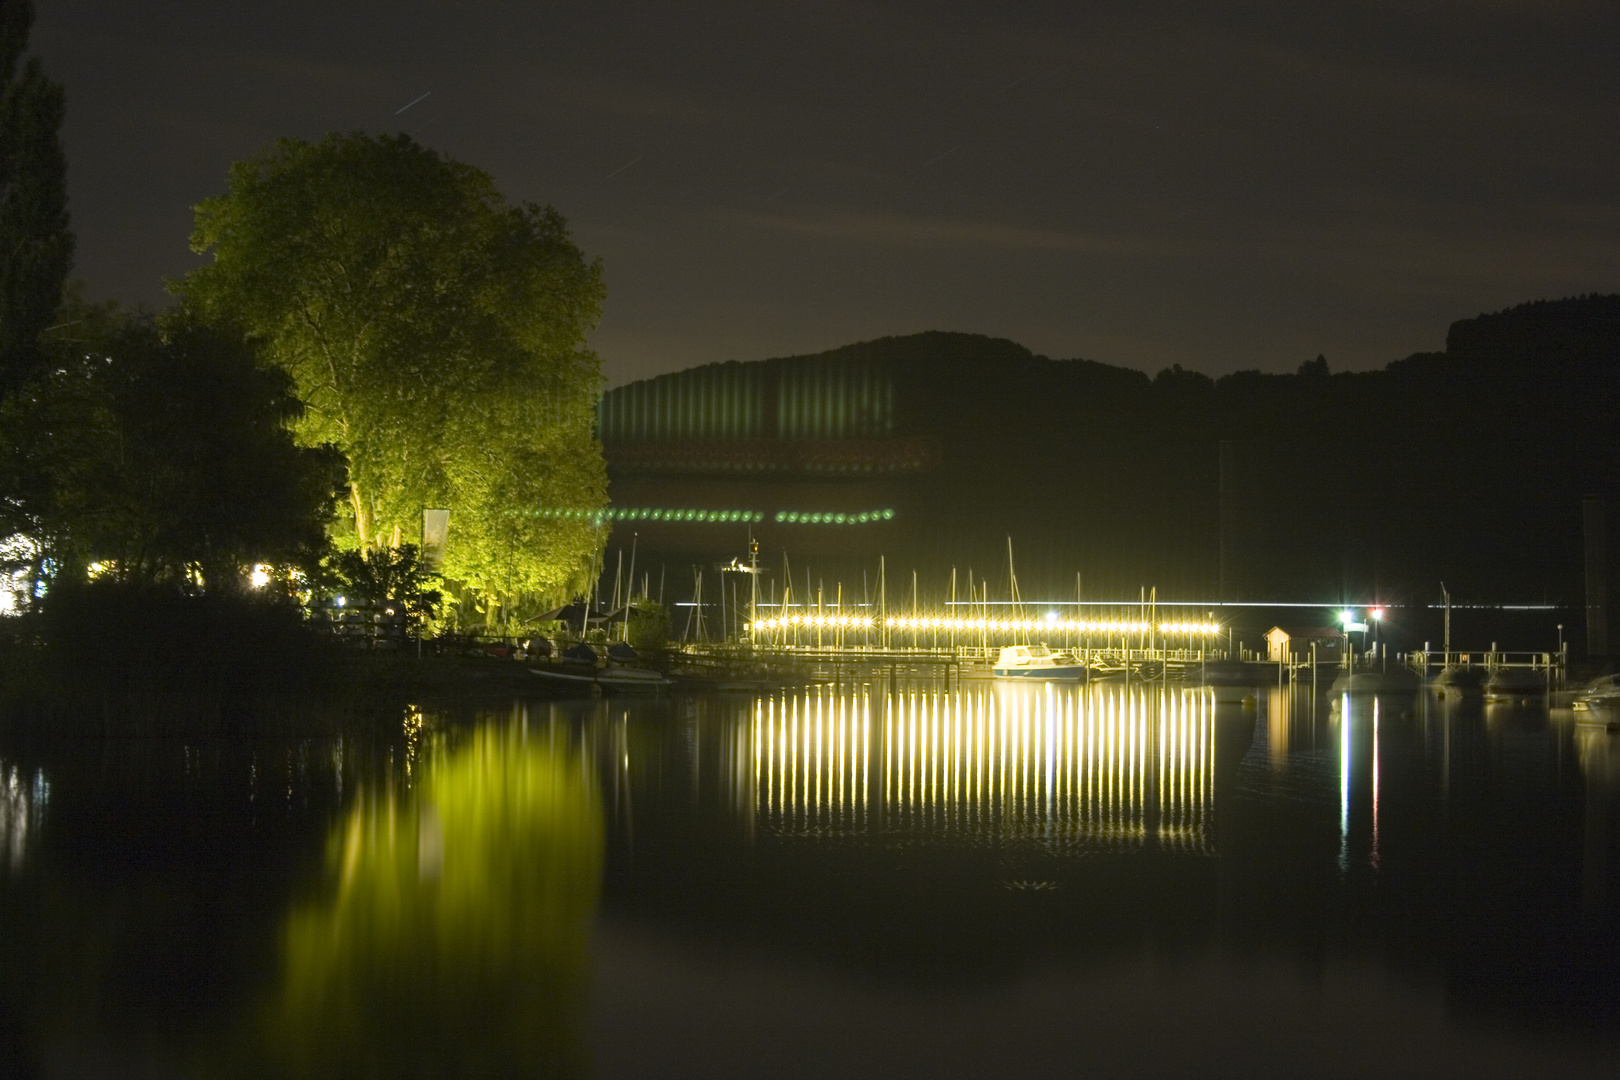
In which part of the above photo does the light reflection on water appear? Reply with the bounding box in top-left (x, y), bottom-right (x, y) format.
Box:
top-left (3, 687), bottom-right (1620, 1076)
top-left (262, 721), bottom-right (602, 1079)
top-left (746, 683), bottom-right (1215, 852)
top-left (0, 759), bottom-right (47, 872)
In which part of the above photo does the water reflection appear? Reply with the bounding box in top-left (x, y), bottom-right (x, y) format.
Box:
top-left (1576, 721), bottom-right (1620, 917)
top-left (1329, 693), bottom-right (1385, 874)
top-left (744, 683), bottom-right (1217, 853)
top-left (260, 721), bottom-right (603, 1079)
top-left (4, 685), bottom-right (1619, 1075)
top-left (0, 758), bottom-right (47, 872)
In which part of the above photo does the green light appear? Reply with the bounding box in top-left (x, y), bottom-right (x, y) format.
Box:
top-left (769, 508), bottom-right (896, 524)
top-left (556, 506), bottom-right (897, 525)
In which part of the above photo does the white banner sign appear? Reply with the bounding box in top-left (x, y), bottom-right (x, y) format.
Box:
top-left (421, 508), bottom-right (449, 572)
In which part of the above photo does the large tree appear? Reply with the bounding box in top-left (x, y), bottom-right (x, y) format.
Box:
top-left (179, 133), bottom-right (608, 615)
top-left (0, 0), bottom-right (73, 400)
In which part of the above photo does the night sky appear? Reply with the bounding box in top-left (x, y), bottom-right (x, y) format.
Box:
top-left (34, 0), bottom-right (1620, 385)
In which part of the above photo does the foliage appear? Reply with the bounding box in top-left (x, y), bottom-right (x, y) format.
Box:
top-left (0, 0), bottom-right (73, 399)
top-left (0, 301), bottom-right (347, 600)
top-left (326, 543), bottom-right (443, 626)
top-left (626, 600), bottom-right (671, 654)
top-left (177, 132), bottom-right (609, 619)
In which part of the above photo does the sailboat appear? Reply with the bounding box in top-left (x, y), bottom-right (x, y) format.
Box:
top-left (992, 537), bottom-right (1086, 680)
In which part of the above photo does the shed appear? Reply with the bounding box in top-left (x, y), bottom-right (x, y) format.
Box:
top-left (1266, 626), bottom-right (1344, 663)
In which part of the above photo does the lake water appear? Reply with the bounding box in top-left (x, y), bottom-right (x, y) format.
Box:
top-left (3, 681), bottom-right (1619, 1078)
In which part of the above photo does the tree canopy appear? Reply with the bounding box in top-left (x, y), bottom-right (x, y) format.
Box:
top-left (1, 302), bottom-right (346, 603)
top-left (0, 0), bottom-right (73, 399)
top-left (178, 133), bottom-right (608, 619)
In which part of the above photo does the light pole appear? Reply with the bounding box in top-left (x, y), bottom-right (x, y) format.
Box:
top-left (1557, 623), bottom-right (1565, 686)
top-left (1341, 608), bottom-right (1368, 670)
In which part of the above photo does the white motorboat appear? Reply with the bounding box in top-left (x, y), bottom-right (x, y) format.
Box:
top-left (1573, 673), bottom-right (1620, 713)
top-left (992, 644), bottom-right (1087, 681)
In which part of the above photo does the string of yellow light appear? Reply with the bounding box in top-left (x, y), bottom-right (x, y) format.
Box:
top-left (747, 615), bottom-right (1221, 634)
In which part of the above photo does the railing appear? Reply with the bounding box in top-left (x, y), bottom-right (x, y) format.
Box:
top-left (311, 602), bottom-right (410, 649)
top-left (1406, 647), bottom-right (1565, 675)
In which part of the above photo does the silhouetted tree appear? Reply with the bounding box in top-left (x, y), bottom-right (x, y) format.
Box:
top-left (327, 543), bottom-right (443, 627)
top-left (1, 304), bottom-right (346, 602)
top-left (0, 0), bottom-right (72, 399)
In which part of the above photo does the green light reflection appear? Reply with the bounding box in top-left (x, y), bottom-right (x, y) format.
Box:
top-left (264, 724), bottom-right (602, 1078)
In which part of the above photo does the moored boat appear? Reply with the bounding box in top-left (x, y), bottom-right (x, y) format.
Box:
top-left (993, 644), bottom-right (1087, 681)
top-left (595, 662), bottom-right (671, 692)
top-left (1485, 666), bottom-right (1546, 701)
top-left (530, 640), bottom-right (671, 692)
top-left (1573, 674), bottom-right (1620, 714)
top-left (1429, 665), bottom-right (1485, 697)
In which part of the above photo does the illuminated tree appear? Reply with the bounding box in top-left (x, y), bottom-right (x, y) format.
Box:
top-left (178, 133), bottom-right (608, 616)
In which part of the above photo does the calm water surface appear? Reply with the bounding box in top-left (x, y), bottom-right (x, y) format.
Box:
top-left (3, 682), bottom-right (1619, 1078)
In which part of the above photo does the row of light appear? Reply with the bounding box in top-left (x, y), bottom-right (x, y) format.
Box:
top-left (750, 615), bottom-right (1222, 635)
top-left (773, 509), bottom-right (896, 525)
top-left (527, 507), bottom-right (768, 523)
top-left (529, 507), bottom-right (895, 525)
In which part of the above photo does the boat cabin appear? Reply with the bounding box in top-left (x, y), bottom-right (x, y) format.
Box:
top-left (996, 644), bottom-right (1053, 666)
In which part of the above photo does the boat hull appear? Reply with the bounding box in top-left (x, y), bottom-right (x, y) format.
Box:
top-left (529, 666), bottom-right (670, 692)
top-left (992, 665), bottom-right (1088, 681)
top-left (596, 671), bottom-right (671, 692)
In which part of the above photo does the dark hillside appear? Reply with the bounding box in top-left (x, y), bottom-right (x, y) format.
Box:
top-left (601, 299), bottom-right (1618, 619)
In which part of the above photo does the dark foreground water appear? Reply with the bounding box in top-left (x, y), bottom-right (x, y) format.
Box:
top-left (3, 681), bottom-right (1620, 1078)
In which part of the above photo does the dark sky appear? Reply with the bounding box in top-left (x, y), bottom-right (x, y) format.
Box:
top-left (34, 0), bottom-right (1620, 386)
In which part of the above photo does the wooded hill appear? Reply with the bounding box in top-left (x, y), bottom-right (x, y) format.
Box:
top-left (771, 295), bottom-right (1619, 605)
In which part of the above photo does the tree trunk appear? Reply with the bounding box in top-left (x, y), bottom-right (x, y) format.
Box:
top-left (350, 481), bottom-right (373, 551)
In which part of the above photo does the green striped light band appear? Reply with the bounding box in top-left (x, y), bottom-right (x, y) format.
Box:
top-left (602, 508), bottom-right (763, 524)
top-left (526, 508), bottom-right (762, 523)
top-left (774, 509), bottom-right (895, 525)
top-left (528, 507), bottom-right (896, 525)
